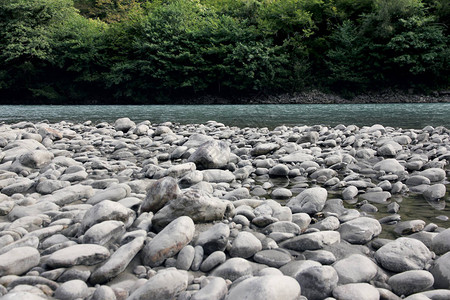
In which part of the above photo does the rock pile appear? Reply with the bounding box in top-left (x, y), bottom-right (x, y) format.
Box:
top-left (0, 119), bottom-right (448, 299)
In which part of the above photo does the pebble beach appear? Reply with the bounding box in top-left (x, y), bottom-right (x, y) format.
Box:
top-left (0, 118), bottom-right (449, 300)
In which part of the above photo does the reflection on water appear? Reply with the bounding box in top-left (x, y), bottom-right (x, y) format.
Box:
top-left (0, 103), bottom-right (449, 129)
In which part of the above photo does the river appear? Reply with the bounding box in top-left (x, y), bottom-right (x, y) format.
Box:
top-left (0, 103), bottom-right (449, 128)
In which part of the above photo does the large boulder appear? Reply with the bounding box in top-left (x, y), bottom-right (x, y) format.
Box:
top-left (188, 140), bottom-right (230, 169)
top-left (152, 189), bottom-right (234, 231)
top-left (429, 251), bottom-right (450, 289)
top-left (375, 237), bottom-right (433, 272)
top-left (142, 216), bottom-right (195, 267)
top-left (140, 177), bottom-right (181, 213)
top-left (225, 275), bottom-right (301, 300)
top-left (286, 187), bottom-right (328, 214)
top-left (128, 269), bottom-right (188, 300)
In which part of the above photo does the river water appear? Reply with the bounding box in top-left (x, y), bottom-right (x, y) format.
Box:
top-left (0, 103), bottom-right (449, 128)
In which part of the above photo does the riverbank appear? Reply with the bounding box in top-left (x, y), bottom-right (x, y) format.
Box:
top-left (176, 89), bottom-right (450, 105)
top-left (0, 119), bottom-right (449, 299)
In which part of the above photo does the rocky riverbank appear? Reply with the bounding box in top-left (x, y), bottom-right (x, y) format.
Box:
top-left (0, 118), bottom-right (449, 300)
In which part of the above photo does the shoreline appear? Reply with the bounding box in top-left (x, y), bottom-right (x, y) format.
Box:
top-left (0, 118), bottom-right (448, 299)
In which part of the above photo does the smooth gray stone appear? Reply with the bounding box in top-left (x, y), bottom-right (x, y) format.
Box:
top-left (332, 283), bottom-right (380, 300)
top-left (0, 247), bottom-right (40, 276)
top-left (46, 244), bottom-right (110, 268)
top-left (361, 191), bottom-right (391, 203)
top-left (388, 270), bottom-right (434, 296)
top-left (200, 251), bottom-right (226, 272)
top-left (268, 164), bottom-right (290, 177)
top-left (291, 213), bottom-right (311, 232)
top-left (281, 231), bottom-right (340, 251)
top-left (373, 159), bottom-right (405, 174)
top-left (375, 237), bottom-right (433, 272)
top-left (80, 200), bottom-right (132, 233)
top-left (271, 188), bottom-right (293, 199)
top-left (188, 140), bottom-right (230, 169)
top-left (201, 170), bottom-right (235, 183)
top-left (431, 228), bottom-right (450, 255)
top-left (54, 279), bottom-right (89, 300)
top-left (404, 290), bottom-right (450, 300)
top-left (128, 269), bottom-right (188, 300)
top-left (191, 246), bottom-right (204, 272)
top-left (423, 184), bottom-right (446, 201)
top-left (82, 220), bottom-right (125, 246)
top-left (142, 216), bottom-right (195, 267)
top-left (303, 250), bottom-right (336, 265)
top-left (0, 236), bottom-right (39, 255)
top-left (251, 143), bottom-right (280, 156)
top-left (58, 265), bottom-right (91, 282)
top-left (419, 168), bottom-right (446, 182)
top-left (195, 223), bottom-right (230, 255)
top-left (405, 175), bottom-right (431, 186)
top-left (229, 231), bottom-right (262, 259)
top-left (90, 236), bottom-right (145, 284)
top-left (253, 249), bottom-right (292, 268)
top-left (1, 178), bottom-right (34, 196)
top-left (296, 265), bottom-right (338, 300)
top-left (333, 254), bottom-right (378, 284)
top-left (338, 217), bottom-right (382, 244)
top-left (91, 285), bottom-right (117, 300)
top-left (0, 292), bottom-right (47, 300)
top-left (394, 220), bottom-right (425, 235)
top-left (176, 245), bottom-right (195, 271)
top-left (211, 257), bottom-right (253, 281)
top-left (140, 177), bottom-right (180, 213)
top-left (279, 260), bottom-right (322, 278)
top-left (36, 179), bottom-right (71, 194)
top-left (310, 216), bottom-right (340, 231)
top-left (429, 251), bottom-right (450, 289)
top-left (8, 201), bottom-right (59, 221)
top-left (286, 187), bottom-right (328, 214)
top-left (87, 183), bottom-right (131, 205)
top-left (191, 277), bottom-right (227, 300)
top-left (114, 117), bottom-right (135, 132)
top-left (225, 275), bottom-right (301, 300)
top-left (263, 221), bottom-right (301, 235)
top-left (42, 184), bottom-right (94, 206)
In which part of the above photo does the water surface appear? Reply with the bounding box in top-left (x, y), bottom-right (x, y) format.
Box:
top-left (0, 103), bottom-right (449, 128)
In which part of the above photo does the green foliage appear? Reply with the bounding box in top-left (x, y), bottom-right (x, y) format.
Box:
top-left (0, 0), bottom-right (448, 103)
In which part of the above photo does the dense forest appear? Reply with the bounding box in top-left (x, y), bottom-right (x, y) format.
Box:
top-left (0, 0), bottom-right (449, 104)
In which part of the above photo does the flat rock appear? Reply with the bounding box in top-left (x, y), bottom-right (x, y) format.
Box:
top-left (225, 275), bottom-right (301, 300)
top-left (339, 217), bottom-right (382, 244)
top-left (46, 244), bottom-right (110, 268)
top-left (142, 216), bottom-right (195, 267)
top-left (128, 269), bottom-right (188, 300)
top-left (375, 237), bottom-right (433, 272)
top-left (0, 247), bottom-right (40, 276)
top-left (281, 231), bottom-right (340, 251)
top-left (388, 270), bottom-right (434, 296)
top-left (332, 283), bottom-right (380, 300)
top-left (253, 249), bottom-right (292, 268)
top-left (80, 200), bottom-right (132, 233)
top-left (333, 254), bottom-right (378, 284)
top-left (211, 257), bottom-right (253, 281)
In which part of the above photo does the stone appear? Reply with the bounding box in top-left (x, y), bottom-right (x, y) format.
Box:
top-left (1, 178), bottom-right (34, 196)
top-left (303, 250), bottom-right (336, 265)
top-left (140, 177), bottom-right (181, 213)
top-left (419, 168), bottom-right (446, 182)
top-left (281, 231), bottom-right (340, 251)
top-left (269, 164), bottom-right (290, 177)
top-left (81, 200), bottom-right (132, 233)
top-left (201, 170), bottom-right (235, 183)
top-left (388, 270), bottom-right (434, 296)
top-left (296, 265), bottom-right (338, 300)
top-left (225, 275), bottom-right (301, 300)
top-left (176, 245), bottom-right (195, 271)
top-left (188, 140), bottom-right (230, 169)
top-left (211, 257), bottom-right (253, 281)
top-left (200, 251), bottom-right (226, 272)
top-left (279, 260), bottom-right (322, 277)
top-left (0, 247), bottom-right (40, 276)
top-left (291, 213), bottom-right (311, 232)
top-left (286, 187), bottom-right (328, 214)
top-left (394, 220), bottom-right (425, 235)
top-left (195, 223), bottom-right (230, 255)
top-left (36, 179), bottom-right (71, 194)
top-left (191, 277), bottom-right (227, 300)
top-left (128, 269), bottom-right (188, 300)
top-left (429, 251), bottom-right (450, 289)
top-left (279, 151), bottom-right (314, 163)
top-left (342, 185), bottom-right (359, 200)
top-left (114, 117), bottom-right (135, 132)
top-left (338, 217), bottom-right (382, 244)
top-left (87, 183), bottom-right (131, 205)
top-left (332, 283), bottom-right (380, 300)
top-left (152, 189), bottom-right (233, 231)
top-left (432, 228), bottom-right (450, 255)
top-left (263, 221), bottom-right (301, 235)
top-left (46, 244), bottom-right (110, 268)
top-left (19, 150), bottom-right (54, 169)
top-left (54, 279), bottom-right (89, 300)
top-left (90, 236), bottom-right (145, 284)
top-left (91, 285), bottom-right (117, 300)
top-left (375, 237), bottom-right (433, 272)
top-left (423, 184), bottom-right (446, 201)
top-left (251, 143), bottom-right (280, 156)
top-left (333, 254), bottom-right (378, 284)
top-left (142, 216), bottom-right (195, 267)
top-left (373, 159), bottom-right (405, 174)
top-left (82, 220), bottom-right (125, 246)
top-left (361, 191), bottom-right (391, 203)
top-left (229, 231), bottom-right (262, 258)
top-left (253, 249), bottom-right (292, 268)
top-left (405, 175), bottom-right (431, 186)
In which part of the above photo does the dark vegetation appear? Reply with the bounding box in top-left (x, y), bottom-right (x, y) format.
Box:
top-left (0, 0), bottom-right (448, 104)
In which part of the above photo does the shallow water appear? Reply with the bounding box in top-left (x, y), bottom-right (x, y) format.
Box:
top-left (0, 103), bottom-right (449, 129)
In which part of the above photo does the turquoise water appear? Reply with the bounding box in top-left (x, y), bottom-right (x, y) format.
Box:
top-left (0, 103), bottom-right (449, 128)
